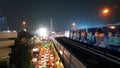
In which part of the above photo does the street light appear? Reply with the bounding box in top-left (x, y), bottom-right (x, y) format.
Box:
top-left (72, 22), bottom-right (76, 26)
top-left (22, 21), bottom-right (27, 31)
top-left (103, 8), bottom-right (109, 14)
top-left (22, 21), bottom-right (26, 27)
top-left (72, 22), bottom-right (76, 30)
top-left (101, 8), bottom-right (110, 16)
top-left (22, 21), bottom-right (26, 25)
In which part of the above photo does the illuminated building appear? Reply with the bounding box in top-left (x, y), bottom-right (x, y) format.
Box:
top-left (0, 17), bottom-right (7, 31)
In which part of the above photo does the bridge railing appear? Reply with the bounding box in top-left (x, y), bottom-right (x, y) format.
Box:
top-left (53, 38), bottom-right (86, 68)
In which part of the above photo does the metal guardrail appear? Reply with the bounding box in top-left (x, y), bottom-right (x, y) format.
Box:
top-left (53, 39), bottom-right (86, 68)
top-left (56, 37), bottom-right (120, 68)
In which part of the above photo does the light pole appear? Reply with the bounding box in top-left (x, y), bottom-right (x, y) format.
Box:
top-left (100, 7), bottom-right (111, 24)
top-left (103, 8), bottom-right (109, 14)
top-left (22, 21), bottom-right (27, 31)
top-left (72, 22), bottom-right (76, 30)
top-left (22, 21), bottom-right (26, 27)
top-left (101, 8), bottom-right (110, 17)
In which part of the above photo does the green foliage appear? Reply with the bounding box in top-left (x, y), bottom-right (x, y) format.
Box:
top-left (9, 64), bottom-right (16, 68)
top-left (0, 60), bottom-right (8, 68)
top-left (49, 43), bottom-right (54, 49)
top-left (36, 42), bottom-right (43, 46)
top-left (52, 49), bottom-right (59, 59)
top-left (29, 63), bottom-right (35, 68)
top-left (50, 43), bottom-right (59, 59)
top-left (18, 31), bottom-right (33, 40)
top-left (9, 38), bottom-right (32, 68)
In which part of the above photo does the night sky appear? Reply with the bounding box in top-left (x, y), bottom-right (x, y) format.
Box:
top-left (0, 0), bottom-right (120, 32)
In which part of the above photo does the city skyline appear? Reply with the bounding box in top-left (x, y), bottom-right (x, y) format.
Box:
top-left (0, 0), bottom-right (120, 31)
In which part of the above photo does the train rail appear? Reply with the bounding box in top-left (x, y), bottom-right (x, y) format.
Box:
top-left (55, 37), bottom-right (120, 68)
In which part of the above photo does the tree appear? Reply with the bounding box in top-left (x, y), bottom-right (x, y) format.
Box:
top-left (18, 31), bottom-right (33, 40)
top-left (0, 60), bottom-right (8, 68)
top-left (9, 31), bottom-right (33, 68)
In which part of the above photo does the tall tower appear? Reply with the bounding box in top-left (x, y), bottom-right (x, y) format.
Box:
top-left (49, 17), bottom-right (54, 40)
top-left (50, 17), bottom-right (53, 33)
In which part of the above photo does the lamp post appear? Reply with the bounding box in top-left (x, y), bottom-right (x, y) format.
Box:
top-left (101, 8), bottom-right (110, 17)
top-left (72, 22), bottom-right (76, 30)
top-left (102, 8), bottom-right (109, 14)
top-left (22, 21), bottom-right (27, 31)
top-left (22, 21), bottom-right (26, 28)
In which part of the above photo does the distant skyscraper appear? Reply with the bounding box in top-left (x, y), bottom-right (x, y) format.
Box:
top-left (0, 17), bottom-right (7, 31)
